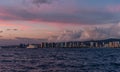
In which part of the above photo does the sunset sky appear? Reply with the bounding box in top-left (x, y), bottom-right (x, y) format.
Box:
top-left (0, 0), bottom-right (120, 45)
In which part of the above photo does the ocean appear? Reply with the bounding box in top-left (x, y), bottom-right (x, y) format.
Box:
top-left (0, 48), bottom-right (120, 72)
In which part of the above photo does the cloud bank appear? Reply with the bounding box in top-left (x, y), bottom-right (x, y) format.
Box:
top-left (0, 0), bottom-right (119, 25)
top-left (48, 23), bottom-right (120, 41)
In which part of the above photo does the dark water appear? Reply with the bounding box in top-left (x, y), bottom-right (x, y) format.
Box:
top-left (0, 48), bottom-right (120, 72)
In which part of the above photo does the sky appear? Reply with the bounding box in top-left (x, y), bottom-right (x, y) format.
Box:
top-left (0, 0), bottom-right (120, 45)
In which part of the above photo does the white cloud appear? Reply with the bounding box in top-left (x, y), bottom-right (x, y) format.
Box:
top-left (48, 23), bottom-right (120, 41)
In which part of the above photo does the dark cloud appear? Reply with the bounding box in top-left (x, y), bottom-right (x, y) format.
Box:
top-left (0, 4), bottom-right (119, 25)
top-left (13, 29), bottom-right (18, 31)
top-left (22, 0), bottom-right (55, 8)
top-left (23, 0), bottom-right (54, 7)
top-left (0, 36), bottom-right (3, 37)
top-left (0, 31), bottom-right (3, 33)
top-left (6, 29), bottom-right (18, 31)
top-left (32, 0), bottom-right (51, 4)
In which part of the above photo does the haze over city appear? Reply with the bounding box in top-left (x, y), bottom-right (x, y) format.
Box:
top-left (0, 0), bottom-right (120, 45)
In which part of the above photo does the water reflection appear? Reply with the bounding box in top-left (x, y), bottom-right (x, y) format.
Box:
top-left (0, 48), bottom-right (120, 72)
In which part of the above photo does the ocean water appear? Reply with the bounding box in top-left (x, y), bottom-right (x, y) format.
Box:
top-left (0, 48), bottom-right (120, 72)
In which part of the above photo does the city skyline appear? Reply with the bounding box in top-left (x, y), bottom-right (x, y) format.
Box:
top-left (0, 0), bottom-right (120, 45)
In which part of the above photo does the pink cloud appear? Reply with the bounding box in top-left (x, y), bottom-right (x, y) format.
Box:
top-left (0, 21), bottom-right (30, 30)
top-left (0, 3), bottom-right (117, 25)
